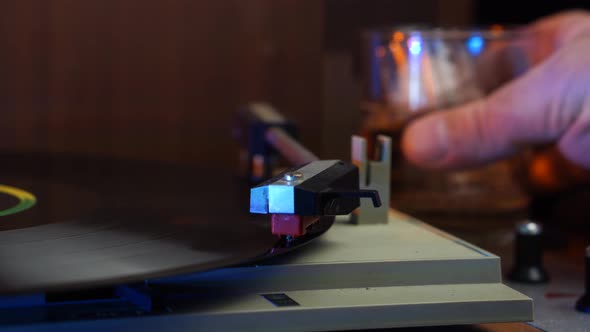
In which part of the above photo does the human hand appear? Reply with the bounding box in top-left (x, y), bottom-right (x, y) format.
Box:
top-left (402, 10), bottom-right (590, 173)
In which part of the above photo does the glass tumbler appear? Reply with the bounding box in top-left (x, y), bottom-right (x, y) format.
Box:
top-left (358, 25), bottom-right (532, 218)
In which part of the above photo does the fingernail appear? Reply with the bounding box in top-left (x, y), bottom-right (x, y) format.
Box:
top-left (403, 116), bottom-right (450, 167)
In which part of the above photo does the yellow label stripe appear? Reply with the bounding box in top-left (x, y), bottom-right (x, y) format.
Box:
top-left (0, 185), bottom-right (37, 217)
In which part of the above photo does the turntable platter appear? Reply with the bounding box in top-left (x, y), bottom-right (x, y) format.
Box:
top-left (0, 152), bottom-right (330, 294)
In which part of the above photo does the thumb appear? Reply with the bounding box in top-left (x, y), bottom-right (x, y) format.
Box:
top-left (401, 43), bottom-right (590, 170)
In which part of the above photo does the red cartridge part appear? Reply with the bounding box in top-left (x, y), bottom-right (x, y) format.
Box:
top-left (271, 214), bottom-right (320, 237)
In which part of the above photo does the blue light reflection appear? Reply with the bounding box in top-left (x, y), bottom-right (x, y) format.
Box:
top-left (466, 35), bottom-right (484, 55)
top-left (408, 36), bottom-right (422, 56)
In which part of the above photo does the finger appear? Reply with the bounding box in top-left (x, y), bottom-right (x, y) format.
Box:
top-left (558, 96), bottom-right (590, 168)
top-left (525, 9), bottom-right (590, 63)
top-left (473, 39), bottom-right (531, 93)
top-left (474, 10), bottom-right (590, 84)
top-left (528, 9), bottom-right (590, 39)
top-left (401, 45), bottom-right (589, 170)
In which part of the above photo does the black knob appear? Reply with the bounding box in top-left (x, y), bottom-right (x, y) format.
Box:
top-left (575, 246), bottom-right (590, 314)
top-left (507, 220), bottom-right (550, 284)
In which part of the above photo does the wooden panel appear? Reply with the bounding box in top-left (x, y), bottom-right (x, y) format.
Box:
top-left (0, 1), bottom-right (48, 151)
top-left (0, 0), bottom-right (324, 165)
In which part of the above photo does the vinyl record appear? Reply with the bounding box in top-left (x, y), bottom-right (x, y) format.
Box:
top-left (0, 151), bottom-right (333, 295)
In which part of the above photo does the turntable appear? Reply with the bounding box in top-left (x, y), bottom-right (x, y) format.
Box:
top-left (0, 103), bottom-right (536, 331)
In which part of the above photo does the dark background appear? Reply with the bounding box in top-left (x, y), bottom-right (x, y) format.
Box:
top-left (1, 1), bottom-right (589, 171)
top-left (475, 0), bottom-right (590, 24)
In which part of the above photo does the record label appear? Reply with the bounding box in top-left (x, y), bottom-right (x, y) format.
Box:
top-left (0, 184), bottom-right (36, 217)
